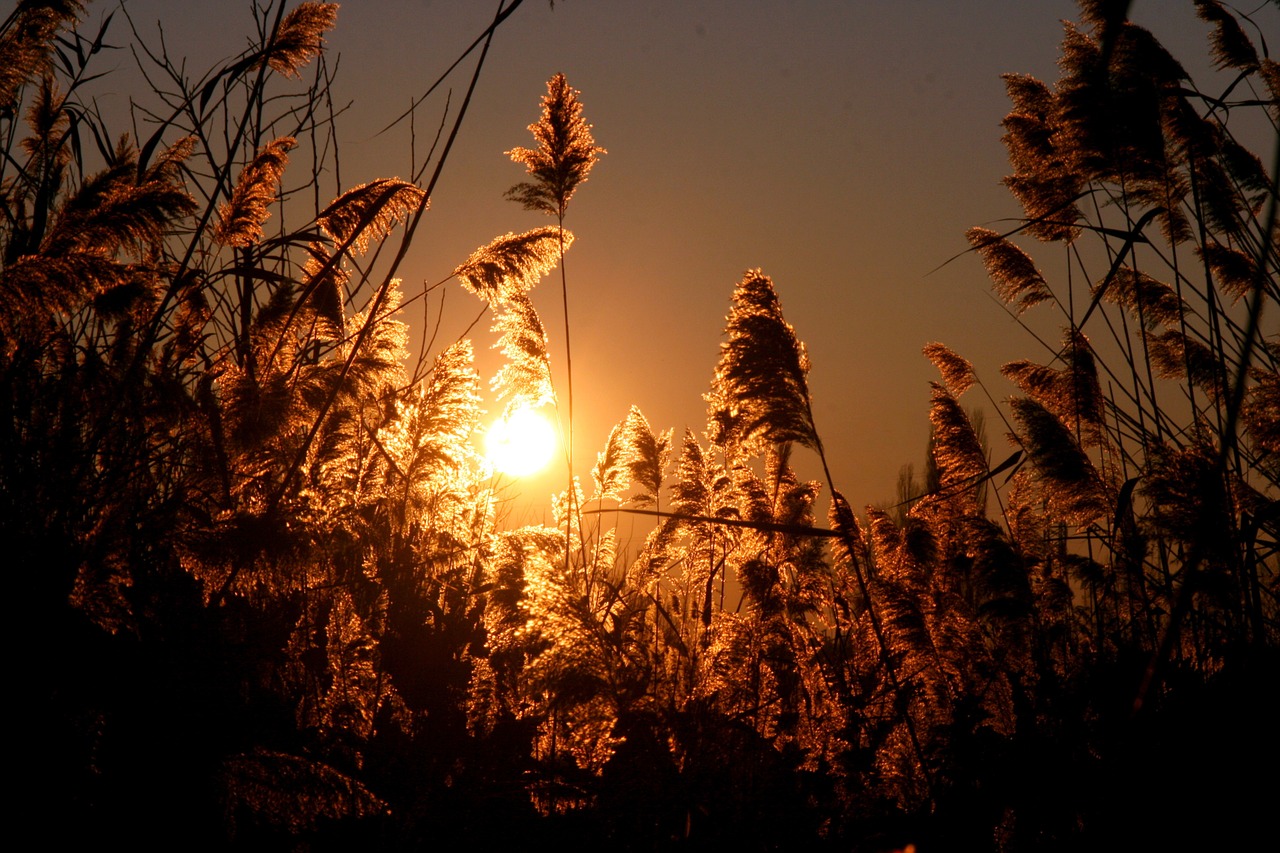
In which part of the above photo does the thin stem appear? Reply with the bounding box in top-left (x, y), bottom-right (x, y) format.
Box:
top-left (556, 214), bottom-right (582, 576)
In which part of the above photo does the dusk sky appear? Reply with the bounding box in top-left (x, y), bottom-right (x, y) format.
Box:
top-left (116, 0), bottom-right (1269, 520)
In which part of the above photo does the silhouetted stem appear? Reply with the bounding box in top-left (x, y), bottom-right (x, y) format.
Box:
top-left (1134, 133), bottom-right (1280, 713)
top-left (557, 216), bottom-right (578, 577)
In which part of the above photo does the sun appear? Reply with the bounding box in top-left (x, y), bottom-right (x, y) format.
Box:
top-left (485, 406), bottom-right (557, 477)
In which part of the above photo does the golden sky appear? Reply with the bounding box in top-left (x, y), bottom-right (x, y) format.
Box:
top-left (114, 0), bottom-right (1266, 516)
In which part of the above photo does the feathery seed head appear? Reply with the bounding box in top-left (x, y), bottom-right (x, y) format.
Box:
top-left (316, 178), bottom-right (428, 255)
top-left (506, 73), bottom-right (605, 219)
top-left (1145, 329), bottom-right (1226, 403)
top-left (622, 405), bottom-right (671, 506)
top-left (1198, 241), bottom-right (1259, 304)
top-left (301, 242), bottom-right (349, 333)
top-left (1195, 0), bottom-right (1259, 71)
top-left (1008, 396), bottom-right (1106, 525)
top-left (591, 420), bottom-right (629, 502)
top-left (453, 226), bottom-right (571, 302)
top-left (929, 383), bottom-right (988, 490)
top-left (263, 2), bottom-right (338, 78)
top-left (923, 342), bottom-right (976, 396)
top-left (0, 1), bottom-right (84, 112)
top-left (1002, 329), bottom-right (1105, 445)
top-left (707, 270), bottom-right (818, 452)
top-left (1094, 266), bottom-right (1186, 327)
top-left (490, 293), bottom-right (555, 411)
top-left (967, 228), bottom-right (1054, 313)
top-left (215, 137), bottom-right (295, 248)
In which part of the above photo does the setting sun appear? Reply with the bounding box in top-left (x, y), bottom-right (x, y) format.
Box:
top-left (485, 406), bottom-right (557, 477)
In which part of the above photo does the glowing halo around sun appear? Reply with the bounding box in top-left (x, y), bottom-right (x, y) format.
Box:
top-left (485, 406), bottom-right (557, 477)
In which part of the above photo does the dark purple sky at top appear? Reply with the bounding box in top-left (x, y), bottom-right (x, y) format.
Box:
top-left (110, 0), bottom-right (1265, 521)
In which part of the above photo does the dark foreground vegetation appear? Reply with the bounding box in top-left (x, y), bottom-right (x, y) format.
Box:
top-left (3, 0), bottom-right (1276, 848)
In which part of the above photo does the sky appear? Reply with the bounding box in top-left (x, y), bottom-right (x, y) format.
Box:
top-left (109, 0), bottom-right (1273, 522)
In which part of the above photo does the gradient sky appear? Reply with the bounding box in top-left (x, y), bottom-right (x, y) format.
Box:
top-left (113, 0), bottom-right (1267, 522)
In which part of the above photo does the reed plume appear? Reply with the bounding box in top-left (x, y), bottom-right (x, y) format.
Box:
top-left (215, 137), bottom-right (295, 248)
top-left (453, 226), bottom-right (571, 302)
top-left (1145, 328), bottom-right (1227, 403)
top-left (621, 405), bottom-right (671, 508)
top-left (1092, 266), bottom-right (1187, 327)
top-left (387, 339), bottom-right (482, 480)
top-left (590, 418), bottom-right (629, 502)
top-left (43, 136), bottom-right (194, 258)
top-left (590, 405), bottom-right (671, 507)
top-left (316, 178), bottom-right (428, 255)
top-left (923, 342), bottom-right (976, 396)
top-left (1243, 362), bottom-right (1280, 455)
top-left (505, 73), bottom-right (605, 219)
top-left (301, 242), bottom-right (349, 333)
top-left (1194, 0), bottom-right (1259, 71)
top-left (708, 269), bottom-right (819, 451)
top-left (1002, 329), bottom-right (1105, 444)
top-left (1008, 396), bottom-right (1106, 525)
top-left (505, 73), bottom-right (604, 571)
top-left (1198, 240), bottom-right (1259, 303)
top-left (261, 2), bottom-right (337, 78)
top-left (1262, 59), bottom-right (1280, 123)
top-left (966, 228), bottom-right (1054, 313)
top-left (999, 72), bottom-right (1085, 241)
top-left (928, 382), bottom-right (988, 491)
top-left (2, 135), bottom-right (193, 329)
top-left (490, 293), bottom-right (554, 412)
top-left (0, 0), bottom-right (84, 112)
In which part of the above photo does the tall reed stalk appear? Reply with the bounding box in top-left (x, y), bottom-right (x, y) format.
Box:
top-left (506, 72), bottom-right (604, 573)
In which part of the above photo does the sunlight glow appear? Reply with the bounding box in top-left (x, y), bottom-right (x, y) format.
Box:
top-left (485, 406), bottom-right (557, 477)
